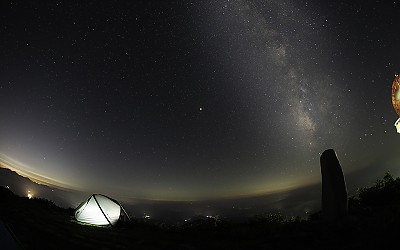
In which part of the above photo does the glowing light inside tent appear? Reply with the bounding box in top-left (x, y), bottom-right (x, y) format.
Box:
top-left (75, 194), bottom-right (126, 226)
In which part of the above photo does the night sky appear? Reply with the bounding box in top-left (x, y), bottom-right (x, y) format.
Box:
top-left (1, 0), bottom-right (399, 201)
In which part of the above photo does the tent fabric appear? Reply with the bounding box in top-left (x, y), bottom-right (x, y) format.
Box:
top-left (74, 194), bottom-right (128, 226)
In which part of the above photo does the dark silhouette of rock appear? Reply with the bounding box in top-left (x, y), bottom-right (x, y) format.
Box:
top-left (320, 149), bottom-right (348, 221)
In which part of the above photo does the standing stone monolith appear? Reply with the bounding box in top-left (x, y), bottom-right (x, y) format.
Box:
top-left (320, 149), bottom-right (348, 221)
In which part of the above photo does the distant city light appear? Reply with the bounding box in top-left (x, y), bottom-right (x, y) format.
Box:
top-left (27, 190), bottom-right (33, 199)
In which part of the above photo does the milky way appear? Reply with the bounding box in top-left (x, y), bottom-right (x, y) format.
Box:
top-left (0, 0), bottom-right (399, 200)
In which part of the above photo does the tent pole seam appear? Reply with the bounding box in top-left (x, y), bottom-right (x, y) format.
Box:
top-left (93, 195), bottom-right (113, 226)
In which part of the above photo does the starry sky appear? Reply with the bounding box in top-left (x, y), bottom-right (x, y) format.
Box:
top-left (1, 0), bottom-right (399, 201)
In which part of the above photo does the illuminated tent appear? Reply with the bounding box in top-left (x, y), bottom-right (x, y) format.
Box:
top-left (74, 194), bottom-right (129, 226)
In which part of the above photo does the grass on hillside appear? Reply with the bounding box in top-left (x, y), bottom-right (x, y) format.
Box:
top-left (1, 172), bottom-right (400, 249)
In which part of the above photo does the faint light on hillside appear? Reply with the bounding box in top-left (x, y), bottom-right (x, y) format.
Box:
top-left (27, 190), bottom-right (33, 199)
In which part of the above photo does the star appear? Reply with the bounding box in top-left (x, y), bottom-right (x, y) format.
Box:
top-left (0, 0), bottom-right (398, 206)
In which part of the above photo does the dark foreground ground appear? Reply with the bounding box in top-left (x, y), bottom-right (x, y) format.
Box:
top-left (1, 173), bottom-right (400, 249)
